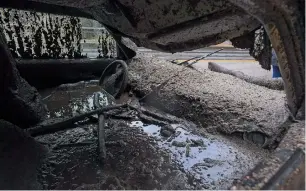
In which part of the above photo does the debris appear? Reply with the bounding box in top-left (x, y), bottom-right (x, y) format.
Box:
top-left (203, 158), bottom-right (215, 163)
top-left (160, 129), bottom-right (172, 137)
top-left (186, 143), bottom-right (191, 157)
top-left (105, 140), bottom-right (127, 147)
top-left (138, 113), bottom-right (168, 126)
top-left (98, 115), bottom-right (106, 161)
top-left (93, 93), bottom-right (101, 110)
top-left (192, 162), bottom-right (213, 168)
top-left (27, 104), bottom-right (127, 136)
top-left (161, 124), bottom-right (176, 133)
top-left (202, 158), bottom-right (223, 167)
top-left (170, 55), bottom-right (200, 65)
top-left (208, 62), bottom-right (284, 90)
top-left (106, 114), bottom-right (135, 120)
top-left (167, 131), bottom-right (181, 142)
top-left (53, 141), bottom-right (95, 150)
top-left (94, 93), bottom-right (106, 162)
top-left (179, 49), bottom-right (224, 72)
top-left (141, 108), bottom-right (181, 124)
top-left (172, 141), bottom-right (187, 147)
top-left (190, 139), bottom-right (205, 147)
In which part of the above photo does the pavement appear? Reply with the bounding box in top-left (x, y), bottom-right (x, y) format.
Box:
top-left (81, 40), bottom-right (273, 80)
top-left (138, 50), bottom-right (273, 80)
top-left (188, 60), bottom-right (272, 80)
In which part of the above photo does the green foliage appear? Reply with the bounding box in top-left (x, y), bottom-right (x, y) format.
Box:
top-left (0, 8), bottom-right (86, 59)
top-left (97, 29), bottom-right (116, 58)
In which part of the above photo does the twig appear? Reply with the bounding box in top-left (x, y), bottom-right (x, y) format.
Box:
top-left (53, 141), bottom-right (95, 150)
top-left (170, 56), bottom-right (200, 69)
top-left (177, 56), bottom-right (201, 65)
top-left (138, 114), bottom-right (168, 126)
top-left (188, 49), bottom-right (224, 65)
top-left (127, 103), bottom-right (180, 125)
top-left (107, 114), bottom-right (135, 120)
top-left (86, 115), bottom-right (99, 123)
top-left (105, 140), bottom-right (127, 147)
top-left (127, 104), bottom-right (141, 113)
top-left (98, 114), bottom-right (106, 160)
top-left (27, 104), bottom-right (127, 136)
top-left (85, 110), bottom-right (134, 123)
top-left (94, 93), bottom-right (107, 162)
top-left (140, 107), bottom-right (180, 123)
top-left (93, 92), bottom-right (101, 109)
top-left (139, 49), bottom-right (224, 101)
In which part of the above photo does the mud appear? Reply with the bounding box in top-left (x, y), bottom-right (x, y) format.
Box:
top-left (0, 28), bottom-right (47, 127)
top-left (129, 121), bottom-right (268, 189)
top-left (231, 122), bottom-right (305, 191)
top-left (128, 54), bottom-right (289, 147)
top-left (0, 120), bottom-right (47, 189)
top-left (32, 81), bottom-right (268, 190)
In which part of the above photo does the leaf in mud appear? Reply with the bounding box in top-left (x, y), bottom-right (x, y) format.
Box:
top-left (160, 129), bottom-right (172, 137)
top-left (171, 141), bottom-right (187, 147)
top-left (185, 143), bottom-right (190, 157)
top-left (190, 139), bottom-right (205, 147)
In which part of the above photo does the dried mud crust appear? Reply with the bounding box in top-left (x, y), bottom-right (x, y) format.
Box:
top-left (36, 121), bottom-right (193, 190)
top-left (128, 54), bottom-right (289, 138)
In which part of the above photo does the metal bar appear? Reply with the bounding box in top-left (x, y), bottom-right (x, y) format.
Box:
top-left (93, 93), bottom-right (107, 161)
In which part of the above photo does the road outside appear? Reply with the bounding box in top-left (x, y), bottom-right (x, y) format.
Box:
top-left (138, 41), bottom-right (272, 80)
top-left (80, 24), bottom-right (273, 80)
top-left (82, 40), bottom-right (273, 80)
top-left (191, 60), bottom-right (272, 80)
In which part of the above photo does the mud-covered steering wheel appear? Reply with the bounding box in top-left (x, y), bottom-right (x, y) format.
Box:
top-left (99, 60), bottom-right (128, 98)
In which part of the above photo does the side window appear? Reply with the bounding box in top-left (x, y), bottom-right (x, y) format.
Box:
top-left (80, 18), bottom-right (117, 58)
top-left (0, 8), bottom-right (116, 59)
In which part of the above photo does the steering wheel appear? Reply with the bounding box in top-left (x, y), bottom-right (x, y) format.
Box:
top-left (99, 60), bottom-right (128, 98)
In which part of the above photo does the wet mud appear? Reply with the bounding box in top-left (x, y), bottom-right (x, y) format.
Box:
top-left (128, 55), bottom-right (290, 148)
top-left (33, 81), bottom-right (268, 190)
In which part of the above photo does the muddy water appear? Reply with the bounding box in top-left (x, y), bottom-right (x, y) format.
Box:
top-left (36, 81), bottom-right (268, 190)
top-left (40, 80), bottom-right (113, 119)
top-left (130, 121), bottom-right (268, 189)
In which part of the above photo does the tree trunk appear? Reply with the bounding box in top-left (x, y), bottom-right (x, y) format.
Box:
top-left (0, 28), bottom-right (47, 128)
top-left (208, 62), bottom-right (284, 90)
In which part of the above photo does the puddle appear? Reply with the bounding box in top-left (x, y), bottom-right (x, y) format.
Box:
top-left (41, 81), bottom-right (115, 119)
top-left (130, 121), bottom-right (266, 189)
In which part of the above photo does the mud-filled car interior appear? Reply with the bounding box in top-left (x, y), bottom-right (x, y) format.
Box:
top-left (0, 0), bottom-right (305, 190)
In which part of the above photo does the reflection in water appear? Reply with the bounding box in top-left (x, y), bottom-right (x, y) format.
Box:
top-left (43, 81), bottom-right (114, 119)
top-left (130, 121), bottom-right (259, 187)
